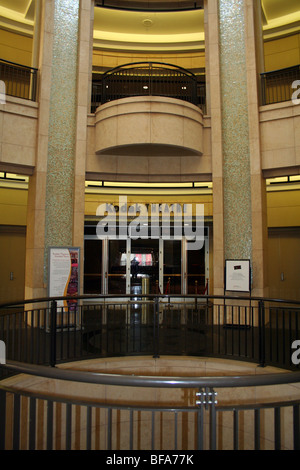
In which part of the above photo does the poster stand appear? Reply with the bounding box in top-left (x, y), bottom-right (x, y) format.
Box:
top-left (224, 259), bottom-right (251, 328)
top-left (47, 247), bottom-right (81, 331)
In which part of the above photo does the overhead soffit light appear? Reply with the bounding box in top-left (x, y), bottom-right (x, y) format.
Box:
top-left (94, 1), bottom-right (204, 12)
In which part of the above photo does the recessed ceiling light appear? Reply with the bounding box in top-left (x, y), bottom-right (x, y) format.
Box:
top-left (142, 18), bottom-right (153, 28)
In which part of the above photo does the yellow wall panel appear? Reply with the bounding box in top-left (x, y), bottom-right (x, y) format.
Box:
top-left (267, 190), bottom-right (300, 227)
top-left (0, 29), bottom-right (33, 67)
top-left (0, 187), bottom-right (28, 226)
top-left (93, 49), bottom-right (206, 72)
top-left (264, 33), bottom-right (300, 72)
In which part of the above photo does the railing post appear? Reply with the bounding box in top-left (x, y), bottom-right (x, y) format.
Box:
top-left (260, 73), bottom-right (266, 105)
top-left (30, 68), bottom-right (37, 101)
top-left (196, 387), bottom-right (218, 450)
top-left (0, 389), bottom-right (6, 450)
top-left (258, 300), bottom-right (266, 367)
top-left (50, 300), bottom-right (57, 367)
top-left (153, 296), bottom-right (160, 358)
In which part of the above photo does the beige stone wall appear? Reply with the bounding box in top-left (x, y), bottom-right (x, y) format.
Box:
top-left (3, 92), bottom-right (300, 183)
top-left (0, 97), bottom-right (38, 171)
top-left (260, 101), bottom-right (300, 174)
top-left (87, 96), bottom-right (208, 181)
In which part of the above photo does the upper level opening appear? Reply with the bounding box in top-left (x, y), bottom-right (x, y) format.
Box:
top-left (0, 1), bottom-right (299, 109)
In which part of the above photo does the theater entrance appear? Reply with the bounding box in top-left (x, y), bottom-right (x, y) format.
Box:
top-left (84, 227), bottom-right (209, 296)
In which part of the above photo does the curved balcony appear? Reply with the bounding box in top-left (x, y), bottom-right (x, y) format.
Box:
top-left (1, 294), bottom-right (300, 450)
top-left (94, 95), bottom-right (204, 158)
top-left (92, 63), bottom-right (205, 160)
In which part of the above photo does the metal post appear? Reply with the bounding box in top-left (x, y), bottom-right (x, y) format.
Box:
top-left (0, 389), bottom-right (6, 450)
top-left (50, 300), bottom-right (57, 367)
top-left (29, 397), bottom-right (36, 450)
top-left (153, 296), bottom-right (160, 358)
top-left (258, 300), bottom-right (266, 367)
top-left (254, 408), bottom-right (260, 450)
top-left (196, 387), bottom-right (218, 450)
top-left (293, 404), bottom-right (300, 450)
top-left (274, 407), bottom-right (281, 450)
top-left (107, 407), bottom-right (112, 450)
top-left (46, 400), bottom-right (53, 450)
top-left (209, 390), bottom-right (217, 450)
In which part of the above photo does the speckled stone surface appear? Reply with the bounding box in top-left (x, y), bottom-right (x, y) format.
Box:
top-left (219, 0), bottom-right (252, 261)
top-left (44, 0), bottom-right (80, 277)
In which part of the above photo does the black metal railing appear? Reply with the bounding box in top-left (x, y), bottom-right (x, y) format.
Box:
top-left (91, 62), bottom-right (205, 112)
top-left (1, 294), bottom-right (300, 450)
top-left (261, 64), bottom-right (300, 106)
top-left (0, 59), bottom-right (38, 102)
top-left (0, 294), bottom-right (300, 370)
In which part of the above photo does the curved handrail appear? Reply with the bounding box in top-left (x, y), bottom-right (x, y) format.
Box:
top-left (2, 360), bottom-right (300, 389)
top-left (1, 293), bottom-right (300, 310)
top-left (100, 61), bottom-right (198, 80)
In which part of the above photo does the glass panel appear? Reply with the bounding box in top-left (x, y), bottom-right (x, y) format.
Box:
top-left (163, 240), bottom-right (181, 294)
top-left (84, 239), bottom-right (102, 294)
top-left (187, 246), bottom-right (205, 294)
top-left (130, 239), bottom-right (159, 295)
top-left (108, 240), bottom-right (126, 294)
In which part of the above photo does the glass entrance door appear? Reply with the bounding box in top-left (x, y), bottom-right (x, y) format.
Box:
top-left (130, 239), bottom-right (159, 296)
top-left (84, 239), bottom-right (102, 294)
top-left (84, 227), bottom-right (209, 296)
top-left (163, 240), bottom-right (182, 294)
top-left (107, 239), bottom-right (126, 295)
top-left (187, 247), bottom-right (205, 294)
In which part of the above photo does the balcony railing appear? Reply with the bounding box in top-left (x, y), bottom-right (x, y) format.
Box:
top-left (0, 59), bottom-right (38, 102)
top-left (91, 62), bottom-right (205, 112)
top-left (261, 64), bottom-right (300, 106)
top-left (1, 294), bottom-right (300, 450)
top-left (0, 294), bottom-right (300, 370)
top-left (1, 58), bottom-right (299, 111)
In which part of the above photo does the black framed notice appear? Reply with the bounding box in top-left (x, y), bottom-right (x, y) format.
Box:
top-left (225, 259), bottom-right (251, 293)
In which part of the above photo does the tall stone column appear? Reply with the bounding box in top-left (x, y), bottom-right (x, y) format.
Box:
top-left (205, 0), bottom-right (225, 296)
top-left (25, 0), bottom-right (93, 300)
top-left (207, 0), bottom-right (268, 296)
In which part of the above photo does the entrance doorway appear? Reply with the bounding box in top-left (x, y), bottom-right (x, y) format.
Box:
top-left (84, 226), bottom-right (209, 296)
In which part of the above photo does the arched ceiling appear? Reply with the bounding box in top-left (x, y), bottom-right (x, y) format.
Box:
top-left (0, 0), bottom-right (299, 51)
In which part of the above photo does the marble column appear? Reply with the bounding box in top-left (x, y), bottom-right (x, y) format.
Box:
top-left (25, 0), bottom-right (93, 300)
top-left (208, 0), bottom-right (268, 296)
top-left (44, 0), bottom-right (80, 256)
top-left (219, 0), bottom-right (252, 265)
